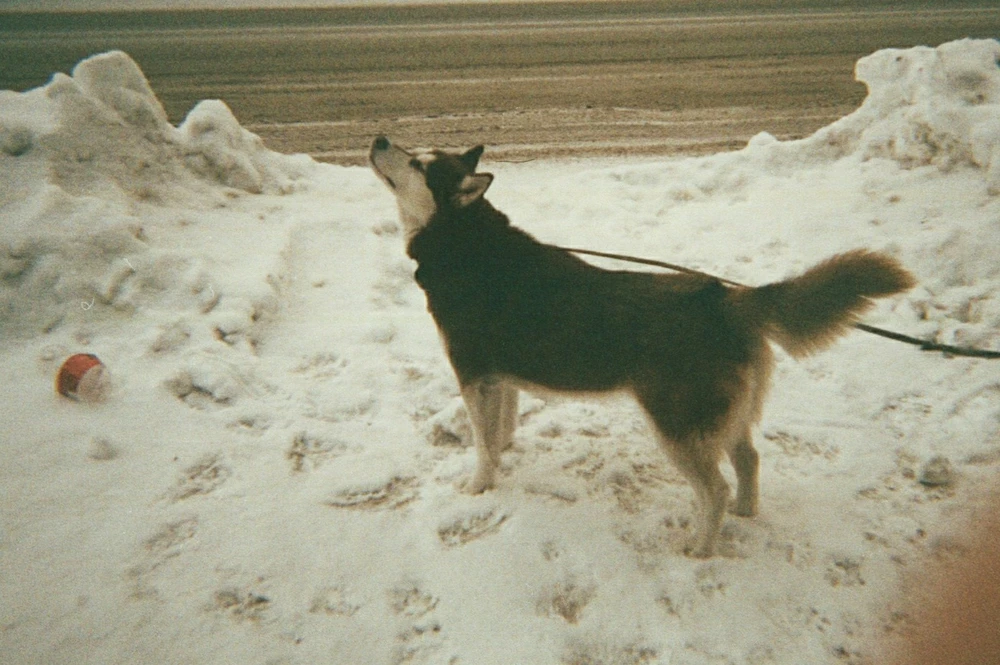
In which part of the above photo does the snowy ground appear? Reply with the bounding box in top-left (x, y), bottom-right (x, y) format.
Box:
top-left (2, 40), bottom-right (1000, 665)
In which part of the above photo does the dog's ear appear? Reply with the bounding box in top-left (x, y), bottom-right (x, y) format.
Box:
top-left (453, 173), bottom-right (493, 207)
top-left (460, 145), bottom-right (485, 171)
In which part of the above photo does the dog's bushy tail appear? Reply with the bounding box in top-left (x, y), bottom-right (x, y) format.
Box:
top-left (736, 250), bottom-right (915, 358)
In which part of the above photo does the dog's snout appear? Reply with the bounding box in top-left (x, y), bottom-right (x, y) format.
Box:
top-left (372, 136), bottom-right (391, 151)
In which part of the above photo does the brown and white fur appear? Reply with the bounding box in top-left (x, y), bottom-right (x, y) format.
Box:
top-left (369, 136), bottom-right (915, 557)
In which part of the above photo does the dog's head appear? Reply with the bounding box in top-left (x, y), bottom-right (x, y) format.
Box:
top-left (369, 136), bottom-right (493, 238)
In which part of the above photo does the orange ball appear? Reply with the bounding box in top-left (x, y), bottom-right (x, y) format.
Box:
top-left (56, 354), bottom-right (107, 402)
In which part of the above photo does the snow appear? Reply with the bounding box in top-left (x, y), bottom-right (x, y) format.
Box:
top-left (2, 40), bottom-right (999, 665)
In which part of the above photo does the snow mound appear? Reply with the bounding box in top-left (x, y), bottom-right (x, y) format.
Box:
top-left (1, 50), bottom-right (311, 200)
top-left (756, 38), bottom-right (1000, 190)
top-left (0, 51), bottom-right (319, 338)
top-left (813, 39), bottom-right (1000, 347)
top-left (638, 39), bottom-right (1000, 352)
top-left (845, 38), bottom-right (1000, 177)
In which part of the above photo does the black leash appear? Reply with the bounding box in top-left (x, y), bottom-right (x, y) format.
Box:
top-left (560, 246), bottom-right (1000, 360)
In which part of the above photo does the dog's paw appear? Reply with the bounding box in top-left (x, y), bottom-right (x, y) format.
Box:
top-left (685, 546), bottom-right (715, 559)
top-left (460, 473), bottom-right (494, 495)
top-left (728, 499), bottom-right (758, 518)
top-left (683, 537), bottom-right (717, 559)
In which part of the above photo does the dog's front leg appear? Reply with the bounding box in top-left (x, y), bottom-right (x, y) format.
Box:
top-left (460, 377), bottom-right (512, 493)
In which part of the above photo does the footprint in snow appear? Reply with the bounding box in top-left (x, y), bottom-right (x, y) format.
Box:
top-left (127, 515), bottom-right (199, 599)
top-left (324, 476), bottom-right (418, 510)
top-left (310, 585), bottom-right (361, 617)
top-left (389, 583), bottom-right (447, 665)
top-left (437, 507), bottom-right (509, 547)
top-left (537, 578), bottom-right (596, 625)
top-left (213, 588), bottom-right (272, 623)
top-left (286, 431), bottom-right (350, 473)
top-left (168, 454), bottom-right (232, 502)
top-left (390, 583), bottom-right (438, 618)
top-left (561, 641), bottom-right (659, 665)
top-left (292, 351), bottom-right (347, 378)
top-left (165, 368), bottom-right (238, 410)
top-left (825, 556), bottom-right (866, 588)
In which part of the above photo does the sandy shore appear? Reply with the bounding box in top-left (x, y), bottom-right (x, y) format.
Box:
top-left (2, 2), bottom-right (999, 163)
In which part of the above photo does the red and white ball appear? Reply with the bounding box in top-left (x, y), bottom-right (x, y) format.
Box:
top-left (56, 353), bottom-right (108, 402)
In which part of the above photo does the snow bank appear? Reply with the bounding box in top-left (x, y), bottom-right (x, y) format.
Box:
top-left (826, 38), bottom-right (1000, 187)
top-left (798, 38), bottom-right (1000, 348)
top-left (557, 37), bottom-right (1000, 353)
top-left (2, 50), bottom-right (311, 199)
top-left (748, 38), bottom-right (1000, 190)
top-left (0, 51), bottom-right (316, 338)
top-left (2, 41), bottom-right (999, 665)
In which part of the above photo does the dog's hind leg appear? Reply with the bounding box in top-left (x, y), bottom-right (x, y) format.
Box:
top-left (460, 377), bottom-right (512, 493)
top-left (669, 439), bottom-right (731, 558)
top-left (643, 417), bottom-right (731, 558)
top-left (497, 383), bottom-right (519, 452)
top-left (728, 430), bottom-right (759, 517)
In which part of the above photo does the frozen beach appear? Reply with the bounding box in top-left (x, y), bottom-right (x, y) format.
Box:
top-left (2, 38), bottom-right (1000, 664)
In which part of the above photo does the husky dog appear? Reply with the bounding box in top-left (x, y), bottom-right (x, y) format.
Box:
top-left (369, 136), bottom-right (914, 557)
